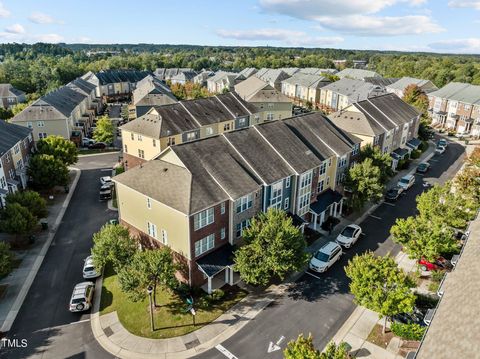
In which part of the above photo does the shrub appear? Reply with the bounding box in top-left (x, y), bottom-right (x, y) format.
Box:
top-left (391, 322), bottom-right (426, 341)
top-left (428, 281), bottom-right (439, 293)
top-left (411, 150), bottom-right (421, 159)
top-left (397, 159), bottom-right (410, 170)
top-left (0, 242), bottom-right (14, 278)
top-left (210, 289), bottom-right (225, 302)
top-left (419, 141), bottom-right (429, 152)
top-left (430, 270), bottom-right (444, 283)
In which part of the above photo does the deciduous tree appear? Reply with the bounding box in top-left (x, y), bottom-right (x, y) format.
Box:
top-left (0, 242), bottom-right (14, 278)
top-left (359, 144), bottom-right (393, 183)
top-left (0, 203), bottom-right (37, 240)
top-left (344, 158), bottom-right (384, 210)
top-left (284, 334), bottom-right (320, 359)
top-left (234, 208), bottom-right (309, 286)
top-left (36, 135), bottom-right (78, 165)
top-left (27, 154), bottom-right (69, 190)
top-left (93, 115), bottom-right (114, 144)
top-left (6, 190), bottom-right (47, 219)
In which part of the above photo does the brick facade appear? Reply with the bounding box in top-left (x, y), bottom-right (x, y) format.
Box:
top-left (123, 152), bottom-right (147, 170)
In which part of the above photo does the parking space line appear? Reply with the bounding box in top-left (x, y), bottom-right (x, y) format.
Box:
top-left (305, 271), bottom-right (322, 279)
top-left (383, 202), bottom-right (395, 207)
top-left (216, 344), bottom-right (239, 359)
top-left (369, 215), bottom-right (382, 220)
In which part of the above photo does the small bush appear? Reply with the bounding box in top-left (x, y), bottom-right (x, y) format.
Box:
top-left (428, 281), bottom-right (440, 293)
top-left (411, 150), bottom-right (421, 159)
top-left (0, 242), bottom-right (14, 278)
top-left (419, 141), bottom-right (429, 152)
top-left (397, 159), bottom-right (410, 170)
top-left (430, 270), bottom-right (444, 283)
top-left (391, 322), bottom-right (426, 341)
top-left (210, 289), bottom-right (225, 302)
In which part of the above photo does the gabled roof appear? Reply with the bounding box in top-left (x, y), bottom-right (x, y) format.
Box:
top-left (208, 71), bottom-right (238, 83)
top-left (387, 77), bottom-right (438, 93)
top-left (236, 67), bottom-right (257, 79)
top-left (67, 78), bottom-right (97, 96)
top-left (428, 82), bottom-right (480, 105)
top-left (0, 120), bottom-right (31, 155)
top-left (0, 84), bottom-right (25, 98)
top-left (256, 69), bottom-right (291, 84)
top-left (328, 110), bottom-right (384, 137)
top-left (41, 86), bottom-right (87, 117)
top-left (154, 68), bottom-right (194, 79)
top-left (321, 78), bottom-right (385, 102)
top-left (11, 99), bottom-right (67, 122)
top-left (337, 68), bottom-right (381, 80)
top-left (171, 71), bottom-right (197, 82)
top-left (298, 68), bottom-right (337, 76)
top-left (364, 77), bottom-right (399, 87)
top-left (234, 77), bottom-right (291, 103)
top-left (282, 73), bottom-right (330, 88)
top-left (132, 75), bottom-right (177, 106)
top-left (95, 69), bottom-right (151, 85)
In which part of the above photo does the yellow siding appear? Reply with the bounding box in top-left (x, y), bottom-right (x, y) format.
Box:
top-left (121, 129), bottom-right (162, 161)
top-left (14, 119), bottom-right (70, 140)
top-left (159, 148), bottom-right (186, 167)
top-left (116, 183), bottom-right (191, 259)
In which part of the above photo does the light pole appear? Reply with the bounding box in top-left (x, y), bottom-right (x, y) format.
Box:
top-left (147, 285), bottom-right (154, 331)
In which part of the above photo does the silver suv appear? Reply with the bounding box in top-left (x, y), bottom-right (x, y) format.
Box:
top-left (69, 282), bottom-right (94, 312)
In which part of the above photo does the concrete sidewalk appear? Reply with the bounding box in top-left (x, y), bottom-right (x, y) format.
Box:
top-left (0, 168), bottom-right (81, 333)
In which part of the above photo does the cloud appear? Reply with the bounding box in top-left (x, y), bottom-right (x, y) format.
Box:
top-left (4, 24), bottom-right (26, 34)
top-left (0, 2), bottom-right (10, 18)
top-left (448, 1), bottom-right (480, 9)
top-left (76, 36), bottom-right (92, 43)
top-left (216, 28), bottom-right (343, 46)
top-left (429, 38), bottom-right (480, 53)
top-left (33, 33), bottom-right (64, 43)
top-left (316, 15), bottom-right (443, 36)
top-left (28, 12), bottom-right (63, 24)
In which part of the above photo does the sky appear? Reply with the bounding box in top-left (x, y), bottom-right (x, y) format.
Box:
top-left (0, 0), bottom-right (480, 54)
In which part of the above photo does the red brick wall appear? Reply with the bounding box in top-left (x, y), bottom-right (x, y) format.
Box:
top-left (123, 152), bottom-right (147, 171)
top-left (1, 152), bottom-right (15, 180)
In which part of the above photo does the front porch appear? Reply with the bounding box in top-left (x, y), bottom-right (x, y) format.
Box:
top-left (309, 189), bottom-right (343, 231)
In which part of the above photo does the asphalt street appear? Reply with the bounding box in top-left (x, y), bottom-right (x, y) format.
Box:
top-left (197, 141), bottom-right (466, 359)
top-left (1, 155), bottom-right (118, 359)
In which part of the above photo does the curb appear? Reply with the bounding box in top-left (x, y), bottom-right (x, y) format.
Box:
top-left (0, 167), bottom-right (81, 333)
top-left (78, 151), bottom-right (120, 158)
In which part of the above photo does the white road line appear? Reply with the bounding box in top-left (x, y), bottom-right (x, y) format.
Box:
top-left (369, 215), bottom-right (382, 220)
top-left (383, 202), bottom-right (396, 207)
top-left (100, 168), bottom-right (113, 172)
top-left (216, 344), bottom-right (239, 359)
top-left (305, 271), bottom-right (322, 279)
top-left (70, 318), bottom-right (90, 325)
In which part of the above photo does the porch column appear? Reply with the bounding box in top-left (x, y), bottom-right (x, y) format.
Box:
top-left (225, 268), bottom-right (229, 284)
top-left (313, 213), bottom-right (318, 231)
top-left (229, 267), bottom-right (234, 285)
top-left (207, 276), bottom-right (212, 294)
top-left (338, 199), bottom-right (343, 216)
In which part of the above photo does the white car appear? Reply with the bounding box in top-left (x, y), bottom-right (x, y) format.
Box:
top-left (336, 224), bottom-right (362, 248)
top-left (83, 255), bottom-right (101, 279)
top-left (309, 242), bottom-right (342, 273)
top-left (397, 174), bottom-right (415, 191)
top-left (82, 138), bottom-right (95, 147)
top-left (69, 282), bottom-right (94, 312)
top-left (100, 176), bottom-right (112, 186)
top-left (435, 145), bottom-right (446, 155)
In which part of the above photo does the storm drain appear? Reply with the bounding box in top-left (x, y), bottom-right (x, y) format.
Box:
top-left (104, 326), bottom-right (114, 337)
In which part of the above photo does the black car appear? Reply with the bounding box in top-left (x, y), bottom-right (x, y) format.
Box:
top-left (89, 142), bottom-right (106, 149)
top-left (99, 188), bottom-right (112, 200)
top-left (391, 307), bottom-right (426, 326)
top-left (385, 186), bottom-right (404, 201)
top-left (416, 162), bottom-right (430, 173)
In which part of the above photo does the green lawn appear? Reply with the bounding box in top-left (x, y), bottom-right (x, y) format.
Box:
top-left (100, 264), bottom-right (247, 339)
top-left (78, 149), bottom-right (119, 156)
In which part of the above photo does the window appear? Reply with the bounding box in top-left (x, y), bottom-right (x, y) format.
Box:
top-left (266, 113), bottom-right (274, 121)
top-left (38, 133), bottom-right (47, 140)
top-left (285, 177), bottom-right (291, 188)
top-left (338, 156), bottom-right (347, 168)
top-left (138, 149), bottom-right (145, 159)
top-left (0, 177), bottom-right (6, 189)
top-left (8, 168), bottom-right (15, 179)
top-left (284, 197), bottom-right (290, 210)
top-left (223, 123), bottom-right (231, 131)
top-left (326, 176), bottom-right (330, 186)
top-left (206, 127), bottom-right (213, 135)
top-left (186, 132), bottom-right (197, 141)
top-left (131, 133), bottom-right (134, 140)
top-left (168, 137), bottom-right (176, 146)
top-left (352, 144), bottom-right (360, 156)
top-left (328, 158), bottom-right (332, 167)
top-left (27, 122), bottom-right (33, 129)
top-left (161, 229), bottom-right (168, 245)
top-left (235, 193), bottom-right (253, 213)
top-left (238, 118), bottom-right (247, 126)
top-left (373, 136), bottom-right (380, 146)
top-left (269, 181), bottom-right (283, 209)
top-left (297, 170), bottom-right (313, 216)
top-left (16, 159), bottom-right (23, 170)
top-left (195, 234), bottom-right (215, 257)
top-left (220, 227), bottom-right (226, 240)
top-left (221, 202), bottom-right (226, 214)
top-left (153, 139), bottom-right (156, 147)
top-left (147, 222), bottom-right (157, 238)
top-left (137, 134), bottom-right (142, 141)
top-left (147, 197), bottom-right (151, 209)
top-left (13, 144), bottom-right (19, 154)
top-left (317, 180), bottom-right (324, 193)
top-left (194, 207), bottom-right (214, 230)
top-left (124, 144), bottom-right (128, 153)
top-left (236, 219), bottom-right (250, 237)
top-left (37, 121), bottom-right (45, 127)
top-left (319, 162), bottom-right (327, 176)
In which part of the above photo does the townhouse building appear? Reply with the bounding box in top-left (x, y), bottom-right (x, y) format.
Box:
top-left (337, 68), bottom-right (381, 80)
top-left (113, 112), bottom-right (360, 293)
top-left (234, 76), bottom-right (292, 122)
top-left (386, 77), bottom-right (438, 98)
top-left (319, 78), bottom-right (386, 112)
top-left (235, 67), bottom-right (257, 81)
top-left (206, 71), bottom-right (239, 93)
top-left (154, 68), bottom-right (195, 82)
top-left (11, 78), bottom-right (99, 146)
top-left (329, 93), bottom-right (421, 167)
top-left (0, 120), bottom-right (34, 206)
top-left (255, 69), bottom-right (291, 91)
top-left (281, 73), bottom-right (331, 109)
top-left (120, 92), bottom-right (258, 169)
top-left (0, 84), bottom-right (26, 109)
top-left (82, 69), bottom-right (151, 102)
top-left (170, 70), bottom-right (197, 85)
top-left (428, 82), bottom-right (480, 136)
top-left (129, 75), bottom-right (178, 119)
top-left (193, 70), bottom-right (215, 87)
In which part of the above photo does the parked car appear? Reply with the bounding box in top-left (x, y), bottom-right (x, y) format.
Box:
top-left (100, 176), bottom-right (112, 186)
top-left (423, 309), bottom-right (435, 326)
top-left (335, 224), bottom-right (362, 248)
top-left (397, 174), bottom-right (415, 191)
top-left (109, 218), bottom-right (119, 225)
top-left (82, 138), bottom-right (95, 147)
top-left (435, 145), bottom-right (446, 155)
top-left (391, 307), bottom-right (426, 326)
top-left (99, 187), bottom-right (112, 201)
top-left (416, 162), bottom-right (430, 173)
top-left (385, 186), bottom-right (404, 202)
top-left (88, 142), bottom-right (106, 150)
top-left (418, 257), bottom-right (452, 272)
top-left (437, 139), bottom-right (448, 148)
top-left (69, 282), bottom-right (94, 312)
top-left (82, 256), bottom-right (101, 279)
top-left (309, 242), bottom-right (342, 273)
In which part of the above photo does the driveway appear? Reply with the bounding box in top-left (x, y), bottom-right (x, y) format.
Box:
top-left (196, 142), bottom-right (466, 359)
top-left (1, 155), bottom-right (118, 359)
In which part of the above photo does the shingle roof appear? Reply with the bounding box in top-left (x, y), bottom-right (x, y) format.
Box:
top-left (236, 67), bottom-right (257, 79)
top-left (364, 77), bottom-right (399, 87)
top-left (132, 75), bottom-right (177, 106)
top-left (0, 84), bottom-right (25, 98)
top-left (208, 71), bottom-right (238, 83)
top-left (235, 77), bottom-right (292, 103)
top-left (68, 78), bottom-right (96, 94)
top-left (322, 78), bottom-right (385, 102)
top-left (95, 69), bottom-right (151, 85)
top-left (337, 68), bottom-right (381, 80)
top-left (282, 73), bottom-right (329, 88)
top-left (11, 99), bottom-right (67, 122)
top-left (428, 82), bottom-right (480, 105)
top-left (0, 120), bottom-right (31, 155)
top-left (387, 77), bottom-right (438, 93)
top-left (256, 69), bottom-right (290, 84)
top-left (328, 110), bottom-right (384, 137)
top-left (41, 86), bottom-right (87, 117)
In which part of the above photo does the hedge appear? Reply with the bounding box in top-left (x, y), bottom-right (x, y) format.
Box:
top-left (391, 322), bottom-right (426, 341)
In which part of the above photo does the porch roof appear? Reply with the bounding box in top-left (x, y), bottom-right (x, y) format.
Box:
top-left (197, 244), bottom-right (235, 277)
top-left (392, 147), bottom-right (410, 159)
top-left (406, 138), bottom-right (421, 149)
top-left (287, 212), bottom-right (308, 227)
top-left (310, 189), bottom-right (342, 215)
top-left (0, 188), bottom-right (8, 195)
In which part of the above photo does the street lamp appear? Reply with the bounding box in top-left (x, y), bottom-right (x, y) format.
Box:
top-left (147, 285), bottom-right (154, 331)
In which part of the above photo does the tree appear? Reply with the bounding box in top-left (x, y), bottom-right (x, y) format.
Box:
top-left (0, 203), bottom-right (37, 240)
top-left (27, 154), bottom-right (69, 190)
top-left (36, 135), bottom-right (78, 165)
top-left (234, 208), bottom-right (309, 286)
top-left (344, 158), bottom-right (384, 210)
top-left (321, 342), bottom-right (350, 359)
top-left (11, 102), bottom-right (29, 116)
top-left (402, 84), bottom-right (429, 113)
top-left (284, 334), bottom-right (320, 359)
top-left (359, 144), bottom-right (393, 183)
top-left (6, 190), bottom-right (47, 219)
top-left (390, 215), bottom-right (456, 262)
top-left (0, 107), bottom-right (13, 120)
top-left (455, 166), bottom-right (480, 202)
top-left (93, 115), bottom-right (114, 144)
top-left (91, 224), bottom-right (137, 272)
top-left (345, 252), bottom-right (416, 333)
top-left (0, 242), bottom-right (14, 278)
top-left (118, 247), bottom-right (178, 304)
